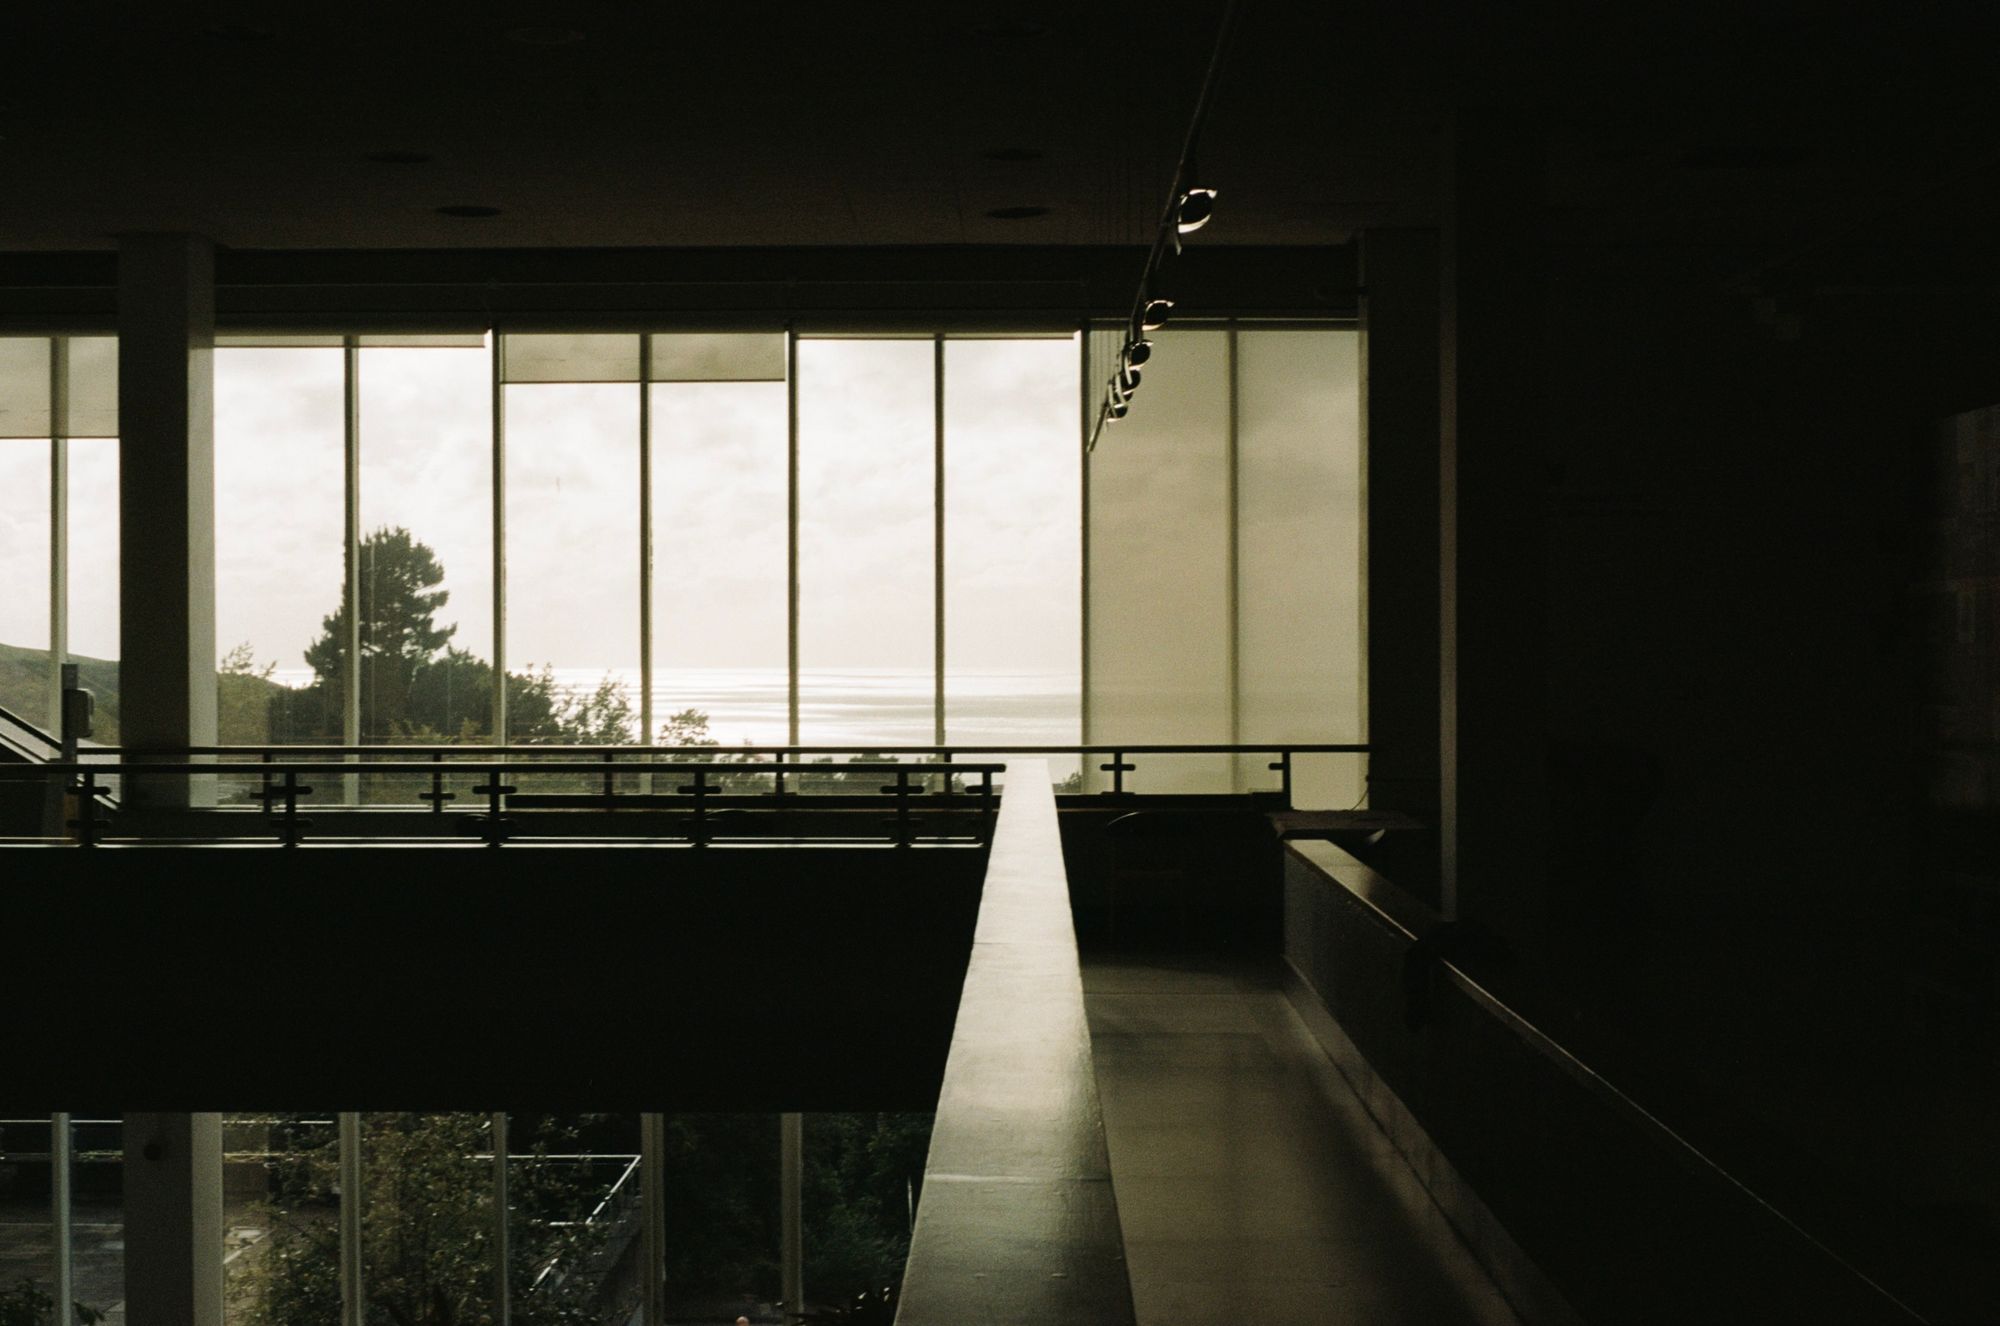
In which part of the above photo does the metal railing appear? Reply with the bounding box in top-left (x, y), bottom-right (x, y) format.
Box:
top-left (1, 743), bottom-right (1367, 846)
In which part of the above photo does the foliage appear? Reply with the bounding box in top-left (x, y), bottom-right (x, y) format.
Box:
top-left (0, 1278), bottom-right (101, 1326)
top-left (228, 1114), bottom-right (627, 1326)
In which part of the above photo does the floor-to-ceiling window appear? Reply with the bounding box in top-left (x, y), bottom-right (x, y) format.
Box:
top-left (3, 322), bottom-right (1364, 805)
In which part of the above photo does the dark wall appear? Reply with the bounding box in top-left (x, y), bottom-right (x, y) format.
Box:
top-left (1, 845), bottom-right (984, 1112)
top-left (1372, 142), bottom-right (2000, 1320)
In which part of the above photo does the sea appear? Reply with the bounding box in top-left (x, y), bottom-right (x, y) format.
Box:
top-left (270, 665), bottom-right (1081, 752)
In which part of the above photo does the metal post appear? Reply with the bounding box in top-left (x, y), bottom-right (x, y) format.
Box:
top-left (491, 332), bottom-right (509, 745)
top-left (1226, 323), bottom-right (1242, 791)
top-left (338, 1113), bottom-right (363, 1326)
top-left (780, 1113), bottom-right (803, 1318)
top-left (786, 327), bottom-right (800, 747)
top-left (51, 1114), bottom-right (72, 1325)
top-left (48, 337), bottom-right (67, 735)
top-left (640, 1113), bottom-right (665, 1326)
top-left (639, 334), bottom-right (655, 756)
top-left (343, 336), bottom-right (362, 806)
top-left (491, 1113), bottom-right (511, 1326)
top-left (933, 334), bottom-right (946, 748)
top-left (1078, 326), bottom-right (1092, 784)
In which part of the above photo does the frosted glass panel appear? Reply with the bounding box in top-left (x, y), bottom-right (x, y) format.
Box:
top-left (797, 338), bottom-right (935, 746)
top-left (651, 379), bottom-right (790, 746)
top-left (1087, 329), bottom-right (1231, 791)
top-left (1238, 329), bottom-right (1364, 807)
top-left (215, 348), bottom-right (345, 752)
top-left (0, 439), bottom-right (50, 725)
top-left (66, 337), bottom-right (119, 437)
top-left (0, 337), bottom-right (51, 437)
top-left (502, 333), bottom-right (640, 383)
top-left (505, 383), bottom-right (640, 742)
top-left (944, 337), bottom-right (1081, 786)
top-left (649, 332), bottom-right (786, 382)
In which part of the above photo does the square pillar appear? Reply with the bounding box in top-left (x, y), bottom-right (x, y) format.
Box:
top-left (1361, 229), bottom-right (1444, 902)
top-left (118, 234), bottom-right (217, 808)
top-left (1440, 116), bottom-right (1550, 928)
top-left (122, 1113), bottom-right (223, 1326)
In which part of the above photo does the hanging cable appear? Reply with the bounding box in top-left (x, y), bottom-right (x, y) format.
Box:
top-left (1088, 0), bottom-right (1241, 452)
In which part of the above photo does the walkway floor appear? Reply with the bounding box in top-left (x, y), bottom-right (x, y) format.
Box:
top-left (1083, 955), bottom-right (1522, 1326)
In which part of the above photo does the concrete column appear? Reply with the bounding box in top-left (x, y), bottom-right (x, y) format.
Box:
top-left (118, 234), bottom-right (217, 809)
top-left (1439, 116), bottom-right (1549, 929)
top-left (122, 1113), bottom-right (223, 1326)
top-left (1361, 230), bottom-right (1443, 849)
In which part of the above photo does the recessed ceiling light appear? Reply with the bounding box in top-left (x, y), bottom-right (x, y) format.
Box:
top-left (981, 147), bottom-right (1045, 163)
top-left (437, 205), bottom-right (502, 218)
top-left (506, 25), bottom-right (586, 46)
top-left (201, 22), bottom-right (274, 40)
top-left (967, 18), bottom-right (1051, 40)
top-left (985, 205), bottom-right (1050, 220)
top-left (367, 150), bottom-right (433, 165)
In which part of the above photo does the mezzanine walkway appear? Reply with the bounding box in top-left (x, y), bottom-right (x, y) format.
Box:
top-left (1084, 956), bottom-right (1521, 1326)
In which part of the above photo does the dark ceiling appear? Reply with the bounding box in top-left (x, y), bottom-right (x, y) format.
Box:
top-left (3, 1), bottom-right (1999, 294)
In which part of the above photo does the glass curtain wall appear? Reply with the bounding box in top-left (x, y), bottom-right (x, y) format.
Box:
top-left (9, 324), bottom-right (1362, 803)
top-left (1085, 323), bottom-right (1365, 803)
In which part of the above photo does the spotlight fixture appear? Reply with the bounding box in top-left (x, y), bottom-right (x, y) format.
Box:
top-left (1107, 397), bottom-right (1130, 420)
top-left (1142, 299), bottom-right (1174, 331)
top-left (1117, 366), bottom-right (1142, 395)
top-left (1176, 187), bottom-right (1218, 234)
top-left (1123, 339), bottom-right (1153, 368)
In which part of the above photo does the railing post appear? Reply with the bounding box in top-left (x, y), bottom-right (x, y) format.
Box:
top-left (882, 768), bottom-right (916, 847)
top-left (1099, 750), bottom-right (1134, 796)
top-left (473, 766), bottom-right (516, 846)
top-left (602, 750), bottom-right (617, 811)
top-left (678, 768), bottom-right (711, 847)
top-left (73, 768), bottom-right (99, 847)
top-left (278, 770), bottom-right (313, 847)
top-left (259, 750), bottom-right (274, 818)
top-left (1269, 750), bottom-right (1294, 808)
top-left (418, 750), bottom-right (453, 814)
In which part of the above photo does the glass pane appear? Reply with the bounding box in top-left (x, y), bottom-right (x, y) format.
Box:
top-left (65, 338), bottom-right (118, 439)
top-left (358, 1114), bottom-right (497, 1326)
top-left (649, 333), bottom-right (786, 383)
top-left (357, 344), bottom-right (494, 804)
top-left (72, 1116), bottom-right (123, 1325)
top-left (661, 1114), bottom-right (779, 1323)
top-left (943, 338), bottom-right (1081, 788)
top-left (504, 383), bottom-right (641, 744)
top-left (803, 1113), bottom-right (931, 1313)
top-left (0, 1118), bottom-right (57, 1313)
top-left (221, 1113), bottom-right (340, 1326)
top-left (68, 438), bottom-right (120, 745)
top-left (503, 334), bottom-right (640, 384)
top-left (1087, 328), bottom-right (1232, 791)
top-left (1238, 329), bottom-right (1365, 807)
top-left (0, 440), bottom-right (50, 728)
top-left (215, 349), bottom-right (345, 786)
top-left (506, 1114), bottom-right (643, 1326)
top-left (0, 338), bottom-right (51, 438)
top-left (650, 379), bottom-right (789, 748)
top-left (797, 339), bottom-right (935, 748)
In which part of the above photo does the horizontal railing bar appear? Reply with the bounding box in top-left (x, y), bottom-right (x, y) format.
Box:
top-left (0, 760), bottom-right (1005, 778)
top-left (82, 742), bottom-right (1369, 756)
